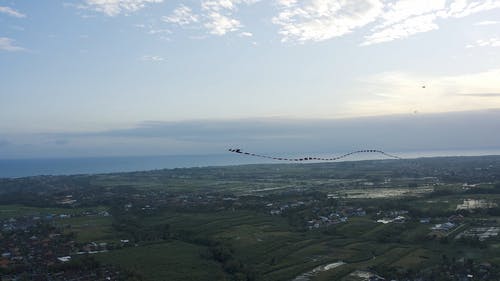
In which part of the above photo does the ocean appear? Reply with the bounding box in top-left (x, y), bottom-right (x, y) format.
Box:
top-left (1, 149), bottom-right (500, 178)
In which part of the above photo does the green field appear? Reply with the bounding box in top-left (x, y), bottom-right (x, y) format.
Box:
top-left (96, 241), bottom-right (226, 281)
top-left (0, 204), bottom-right (107, 219)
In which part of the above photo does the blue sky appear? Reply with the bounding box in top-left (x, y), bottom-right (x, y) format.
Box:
top-left (1, 0), bottom-right (500, 158)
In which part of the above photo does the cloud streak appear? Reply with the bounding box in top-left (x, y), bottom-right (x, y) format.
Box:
top-left (466, 37), bottom-right (500, 48)
top-left (458, 93), bottom-right (500, 97)
top-left (345, 68), bottom-right (500, 116)
top-left (272, 0), bottom-right (383, 43)
top-left (201, 0), bottom-right (260, 35)
top-left (0, 37), bottom-right (25, 52)
top-left (474, 20), bottom-right (500, 25)
top-left (0, 6), bottom-right (26, 18)
top-left (26, 109), bottom-right (500, 158)
top-left (83, 0), bottom-right (163, 16)
top-left (163, 5), bottom-right (199, 26)
top-left (82, 0), bottom-right (500, 44)
top-left (271, 0), bottom-right (500, 44)
top-left (140, 55), bottom-right (165, 62)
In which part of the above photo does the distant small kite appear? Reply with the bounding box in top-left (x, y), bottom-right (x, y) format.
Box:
top-left (228, 148), bottom-right (402, 162)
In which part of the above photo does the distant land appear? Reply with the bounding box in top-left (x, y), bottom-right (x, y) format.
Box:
top-left (1, 149), bottom-right (500, 178)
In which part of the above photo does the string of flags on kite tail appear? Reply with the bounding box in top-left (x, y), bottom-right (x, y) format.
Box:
top-left (228, 148), bottom-right (402, 162)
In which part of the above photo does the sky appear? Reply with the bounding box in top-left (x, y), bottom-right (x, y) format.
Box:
top-left (1, 0), bottom-right (500, 158)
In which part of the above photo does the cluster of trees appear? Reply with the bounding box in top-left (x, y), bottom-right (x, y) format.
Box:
top-left (208, 242), bottom-right (258, 281)
top-left (111, 214), bottom-right (170, 243)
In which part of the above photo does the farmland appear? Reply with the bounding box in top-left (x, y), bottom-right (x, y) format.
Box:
top-left (1, 156), bottom-right (500, 280)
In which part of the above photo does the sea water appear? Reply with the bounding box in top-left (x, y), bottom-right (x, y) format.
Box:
top-left (1, 149), bottom-right (500, 178)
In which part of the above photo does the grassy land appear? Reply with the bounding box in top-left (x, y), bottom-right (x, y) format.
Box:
top-left (0, 204), bottom-right (107, 219)
top-left (57, 216), bottom-right (116, 243)
top-left (2, 156), bottom-right (500, 280)
top-left (96, 241), bottom-right (226, 281)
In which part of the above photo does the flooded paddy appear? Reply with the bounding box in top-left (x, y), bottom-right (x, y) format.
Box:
top-left (329, 187), bottom-right (433, 199)
top-left (456, 227), bottom-right (500, 241)
top-left (292, 261), bottom-right (345, 281)
top-left (456, 199), bottom-right (498, 210)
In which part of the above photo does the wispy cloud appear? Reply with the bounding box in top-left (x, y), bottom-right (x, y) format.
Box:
top-left (362, 0), bottom-right (500, 45)
top-left (201, 0), bottom-right (259, 36)
top-left (458, 93), bottom-right (500, 97)
top-left (0, 37), bottom-right (25, 52)
top-left (140, 55), bottom-right (165, 62)
top-left (161, 0), bottom-right (260, 36)
top-left (272, 0), bottom-right (384, 43)
top-left (344, 68), bottom-right (500, 116)
top-left (92, 0), bottom-right (500, 44)
top-left (83, 0), bottom-right (163, 16)
top-left (474, 20), bottom-right (500, 26)
top-left (0, 6), bottom-right (26, 18)
top-left (445, 0), bottom-right (500, 18)
top-left (39, 110), bottom-right (500, 156)
top-left (270, 0), bottom-right (500, 44)
top-left (363, 14), bottom-right (439, 45)
top-left (163, 4), bottom-right (199, 25)
top-left (204, 12), bottom-right (241, 35)
top-left (362, 0), bottom-right (445, 45)
top-left (466, 37), bottom-right (500, 48)
top-left (238, 31), bottom-right (253, 37)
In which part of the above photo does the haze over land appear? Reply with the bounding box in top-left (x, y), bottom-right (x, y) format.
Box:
top-left (2, 2), bottom-right (500, 280)
top-left (1, 109), bottom-right (500, 159)
top-left (1, 1), bottom-right (500, 159)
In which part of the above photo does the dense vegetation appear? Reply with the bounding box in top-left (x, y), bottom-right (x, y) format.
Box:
top-left (1, 155), bottom-right (500, 280)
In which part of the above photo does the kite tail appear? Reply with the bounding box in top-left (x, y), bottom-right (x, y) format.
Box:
top-left (228, 148), bottom-right (402, 161)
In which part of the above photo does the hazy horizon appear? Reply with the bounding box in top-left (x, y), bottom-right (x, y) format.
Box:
top-left (1, 1), bottom-right (500, 159)
top-left (1, 109), bottom-right (500, 159)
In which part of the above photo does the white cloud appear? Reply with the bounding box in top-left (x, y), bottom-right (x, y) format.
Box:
top-left (239, 31), bottom-right (253, 37)
top-left (344, 69), bottom-right (500, 116)
top-left (204, 12), bottom-right (241, 35)
top-left (466, 37), bottom-right (500, 48)
top-left (163, 5), bottom-right (199, 25)
top-left (361, 0), bottom-right (500, 45)
top-left (83, 0), bottom-right (500, 44)
top-left (445, 0), bottom-right (500, 18)
top-left (273, 0), bottom-right (384, 43)
top-left (200, 0), bottom-right (260, 36)
top-left (147, 28), bottom-right (171, 35)
top-left (83, 0), bottom-right (163, 16)
top-left (0, 37), bottom-right (25, 52)
top-left (377, 0), bottom-right (447, 28)
top-left (202, 0), bottom-right (260, 11)
top-left (161, 1), bottom-right (259, 36)
top-left (474, 20), bottom-right (500, 25)
top-left (363, 14), bottom-right (439, 45)
top-left (0, 6), bottom-right (26, 18)
top-left (134, 23), bottom-right (171, 40)
top-left (202, 0), bottom-right (238, 11)
top-left (141, 55), bottom-right (165, 61)
top-left (362, 0), bottom-right (446, 45)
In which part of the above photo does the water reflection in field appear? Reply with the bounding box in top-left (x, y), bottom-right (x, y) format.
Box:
top-left (329, 187), bottom-right (433, 199)
top-left (456, 199), bottom-right (497, 210)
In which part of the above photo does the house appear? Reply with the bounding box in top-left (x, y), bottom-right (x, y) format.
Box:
top-left (420, 218), bottom-right (431, 223)
top-left (431, 222), bottom-right (455, 231)
top-left (57, 256), bottom-right (71, 262)
top-left (393, 216), bottom-right (406, 223)
top-left (270, 210), bottom-right (281, 215)
top-left (448, 214), bottom-right (464, 223)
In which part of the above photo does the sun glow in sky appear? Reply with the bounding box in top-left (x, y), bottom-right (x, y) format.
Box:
top-left (1, 0), bottom-right (500, 157)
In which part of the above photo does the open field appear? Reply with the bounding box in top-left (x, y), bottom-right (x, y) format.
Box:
top-left (96, 241), bottom-right (226, 281)
top-left (2, 156), bottom-right (500, 280)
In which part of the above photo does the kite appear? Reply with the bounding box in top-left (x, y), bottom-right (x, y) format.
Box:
top-left (228, 148), bottom-right (402, 162)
